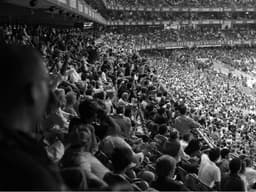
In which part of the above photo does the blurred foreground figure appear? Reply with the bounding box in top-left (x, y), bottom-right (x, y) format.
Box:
top-left (0, 45), bottom-right (64, 190)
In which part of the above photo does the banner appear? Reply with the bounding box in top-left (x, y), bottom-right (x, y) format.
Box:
top-left (138, 39), bottom-right (256, 50)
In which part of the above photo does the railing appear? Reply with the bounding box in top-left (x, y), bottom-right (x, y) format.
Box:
top-left (135, 39), bottom-right (256, 50)
top-left (156, 54), bottom-right (256, 168)
top-left (108, 19), bottom-right (256, 26)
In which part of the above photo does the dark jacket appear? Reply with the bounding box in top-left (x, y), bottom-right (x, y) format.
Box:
top-left (152, 176), bottom-right (189, 191)
top-left (0, 128), bottom-right (64, 190)
top-left (162, 139), bottom-right (181, 158)
top-left (221, 174), bottom-right (245, 192)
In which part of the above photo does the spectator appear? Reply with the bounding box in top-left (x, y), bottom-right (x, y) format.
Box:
top-left (219, 148), bottom-right (230, 177)
top-left (60, 119), bottom-right (109, 189)
top-left (151, 155), bottom-right (189, 191)
top-left (198, 148), bottom-right (221, 190)
top-left (244, 158), bottom-right (256, 191)
top-left (221, 158), bottom-right (245, 191)
top-left (174, 105), bottom-right (201, 138)
top-left (180, 133), bottom-right (192, 151)
top-left (63, 91), bottom-right (78, 117)
top-left (162, 129), bottom-right (182, 162)
top-left (103, 147), bottom-right (133, 187)
top-left (239, 157), bottom-right (249, 191)
top-left (118, 92), bottom-right (130, 107)
top-left (0, 45), bottom-right (64, 190)
top-left (100, 136), bottom-right (144, 167)
top-left (153, 124), bottom-right (169, 150)
top-left (111, 105), bottom-right (132, 138)
top-left (2, 20), bottom-right (256, 192)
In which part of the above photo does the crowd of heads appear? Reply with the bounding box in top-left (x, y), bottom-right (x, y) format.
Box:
top-left (0, 23), bottom-right (256, 191)
top-left (106, 0), bottom-right (256, 8)
top-left (143, 47), bottom-right (256, 159)
top-left (105, 26), bottom-right (256, 46)
top-left (106, 10), bottom-right (256, 22)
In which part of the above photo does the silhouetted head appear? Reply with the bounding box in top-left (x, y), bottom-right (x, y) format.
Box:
top-left (155, 155), bottom-right (176, 178)
top-left (230, 158), bottom-right (242, 175)
top-left (209, 148), bottom-right (221, 163)
top-left (0, 44), bottom-right (49, 133)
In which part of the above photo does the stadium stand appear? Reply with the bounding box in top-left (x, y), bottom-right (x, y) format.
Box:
top-left (0, 0), bottom-right (256, 191)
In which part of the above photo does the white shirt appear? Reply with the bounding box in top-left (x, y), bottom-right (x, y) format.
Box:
top-left (198, 154), bottom-right (221, 188)
top-left (245, 167), bottom-right (256, 188)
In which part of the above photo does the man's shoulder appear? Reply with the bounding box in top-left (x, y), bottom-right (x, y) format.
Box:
top-left (225, 175), bottom-right (244, 185)
top-left (0, 145), bottom-right (47, 168)
top-left (165, 177), bottom-right (188, 191)
top-left (201, 161), bottom-right (219, 173)
top-left (208, 161), bottom-right (220, 172)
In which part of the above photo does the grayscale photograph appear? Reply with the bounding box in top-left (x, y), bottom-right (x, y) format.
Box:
top-left (0, 0), bottom-right (256, 191)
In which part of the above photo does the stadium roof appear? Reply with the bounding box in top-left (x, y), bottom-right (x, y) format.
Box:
top-left (0, 0), bottom-right (107, 25)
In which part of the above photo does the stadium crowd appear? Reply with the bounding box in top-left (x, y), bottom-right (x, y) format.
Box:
top-left (106, 11), bottom-right (246, 22)
top-left (106, 0), bottom-right (256, 8)
top-left (105, 26), bottom-right (256, 46)
top-left (1, 23), bottom-right (256, 192)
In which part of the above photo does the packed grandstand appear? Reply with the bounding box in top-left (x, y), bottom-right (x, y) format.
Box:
top-left (0, 0), bottom-right (256, 191)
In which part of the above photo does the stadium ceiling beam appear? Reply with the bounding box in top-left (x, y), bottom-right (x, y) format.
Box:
top-left (107, 19), bottom-right (256, 26)
top-left (3, 0), bottom-right (107, 25)
top-left (45, 0), bottom-right (107, 25)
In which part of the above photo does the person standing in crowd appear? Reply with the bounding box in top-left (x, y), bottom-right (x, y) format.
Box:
top-left (111, 105), bottom-right (132, 138)
top-left (198, 148), bottom-right (221, 190)
top-left (103, 147), bottom-right (133, 188)
top-left (221, 158), bottom-right (245, 191)
top-left (174, 105), bottom-right (201, 138)
top-left (0, 45), bottom-right (65, 190)
top-left (219, 148), bottom-right (230, 177)
top-left (152, 155), bottom-right (189, 191)
top-left (63, 91), bottom-right (78, 117)
top-left (153, 124), bottom-right (169, 150)
top-left (244, 158), bottom-right (256, 191)
top-left (60, 118), bottom-right (109, 189)
top-left (162, 129), bottom-right (182, 162)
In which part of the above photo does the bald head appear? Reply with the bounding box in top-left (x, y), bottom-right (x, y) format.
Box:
top-left (0, 45), bottom-right (49, 130)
